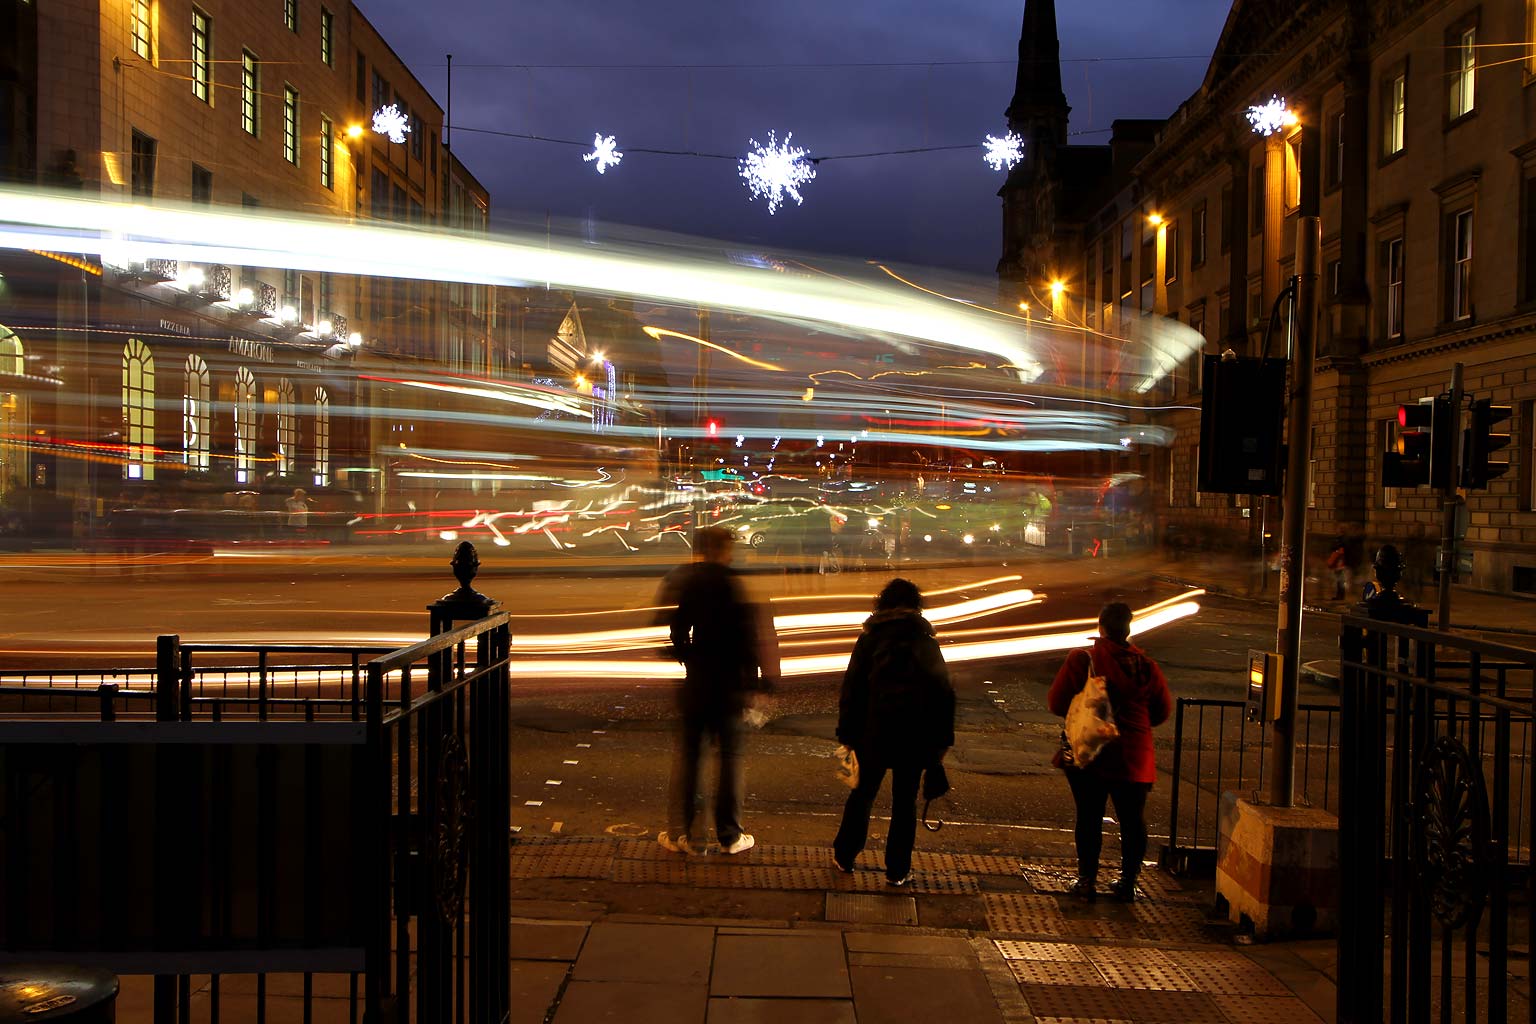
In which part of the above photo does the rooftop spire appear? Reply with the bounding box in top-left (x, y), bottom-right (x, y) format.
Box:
top-left (1005, 0), bottom-right (1069, 148)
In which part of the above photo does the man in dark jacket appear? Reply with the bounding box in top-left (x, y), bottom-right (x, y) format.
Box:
top-left (1048, 602), bottom-right (1173, 901)
top-left (656, 526), bottom-right (774, 855)
top-left (833, 578), bottom-right (955, 886)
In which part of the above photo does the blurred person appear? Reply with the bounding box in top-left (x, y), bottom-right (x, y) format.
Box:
top-left (832, 578), bottom-right (955, 886)
top-left (1327, 538), bottom-right (1348, 600)
top-left (1048, 602), bottom-right (1172, 902)
top-left (284, 487), bottom-right (309, 531)
top-left (655, 526), bottom-right (776, 856)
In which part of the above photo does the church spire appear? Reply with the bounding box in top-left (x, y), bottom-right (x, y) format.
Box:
top-left (1005, 0), bottom-right (1069, 150)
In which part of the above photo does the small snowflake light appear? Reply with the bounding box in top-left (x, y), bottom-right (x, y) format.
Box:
top-left (983, 131), bottom-right (1025, 171)
top-left (1245, 96), bottom-right (1297, 136)
top-left (371, 104), bottom-right (411, 144)
top-left (583, 133), bottom-right (623, 174)
top-left (739, 131), bottom-right (816, 215)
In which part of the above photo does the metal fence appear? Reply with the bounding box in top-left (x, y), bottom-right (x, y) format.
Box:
top-left (0, 609), bottom-right (512, 1022)
top-left (1338, 615), bottom-right (1536, 1024)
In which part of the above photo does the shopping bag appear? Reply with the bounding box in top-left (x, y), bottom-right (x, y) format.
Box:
top-left (833, 744), bottom-right (860, 788)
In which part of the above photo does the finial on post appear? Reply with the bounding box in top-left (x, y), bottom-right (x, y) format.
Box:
top-left (431, 541), bottom-right (497, 625)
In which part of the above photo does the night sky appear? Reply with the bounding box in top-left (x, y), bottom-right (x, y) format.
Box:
top-left (361, 0), bottom-right (1231, 277)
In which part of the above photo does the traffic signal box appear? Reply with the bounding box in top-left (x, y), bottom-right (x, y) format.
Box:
top-left (1461, 398), bottom-right (1512, 490)
top-left (1197, 355), bottom-right (1286, 496)
top-left (1383, 397), bottom-right (1453, 490)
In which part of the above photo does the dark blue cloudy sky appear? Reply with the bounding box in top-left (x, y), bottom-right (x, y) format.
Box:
top-left (360, 0), bottom-right (1231, 275)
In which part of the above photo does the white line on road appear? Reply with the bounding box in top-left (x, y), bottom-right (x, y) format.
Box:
top-left (545, 779), bottom-right (562, 786)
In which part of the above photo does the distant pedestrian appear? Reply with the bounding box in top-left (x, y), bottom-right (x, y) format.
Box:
top-left (1048, 602), bottom-right (1172, 902)
top-left (284, 487), bottom-right (309, 530)
top-left (656, 526), bottom-right (776, 856)
top-left (833, 578), bottom-right (955, 887)
top-left (1327, 538), bottom-right (1348, 600)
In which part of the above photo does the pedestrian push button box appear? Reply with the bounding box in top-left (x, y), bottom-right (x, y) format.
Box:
top-left (1246, 650), bottom-right (1283, 723)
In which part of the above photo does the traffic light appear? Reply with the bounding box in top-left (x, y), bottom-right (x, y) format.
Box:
top-left (1461, 398), bottom-right (1512, 489)
top-left (1197, 355), bottom-right (1286, 496)
top-left (1383, 397), bottom-right (1453, 489)
top-left (707, 419), bottom-right (719, 437)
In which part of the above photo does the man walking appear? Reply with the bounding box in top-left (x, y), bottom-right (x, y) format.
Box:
top-left (657, 527), bottom-right (775, 855)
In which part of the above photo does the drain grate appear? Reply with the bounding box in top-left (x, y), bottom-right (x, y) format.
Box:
top-left (826, 891), bottom-right (918, 926)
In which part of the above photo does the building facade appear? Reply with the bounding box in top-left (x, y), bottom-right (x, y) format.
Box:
top-left (1004, 0), bottom-right (1536, 594)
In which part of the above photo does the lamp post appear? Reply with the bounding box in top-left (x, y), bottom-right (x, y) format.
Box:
top-left (1247, 95), bottom-right (1318, 809)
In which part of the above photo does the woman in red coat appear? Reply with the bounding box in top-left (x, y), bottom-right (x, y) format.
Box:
top-left (1048, 602), bottom-right (1173, 902)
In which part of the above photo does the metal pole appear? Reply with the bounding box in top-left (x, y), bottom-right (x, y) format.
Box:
top-left (1435, 361), bottom-right (1464, 630)
top-left (1270, 215), bottom-right (1321, 808)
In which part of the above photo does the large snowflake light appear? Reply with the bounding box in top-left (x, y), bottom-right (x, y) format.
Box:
top-left (583, 133), bottom-right (623, 174)
top-left (371, 104), bottom-right (411, 144)
top-left (1245, 96), bottom-right (1297, 136)
top-left (738, 131), bottom-right (816, 215)
top-left (983, 131), bottom-right (1025, 171)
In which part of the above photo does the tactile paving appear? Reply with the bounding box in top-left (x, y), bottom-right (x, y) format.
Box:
top-left (1090, 960), bottom-right (1198, 992)
top-left (993, 940), bottom-right (1087, 962)
top-left (1009, 960), bottom-right (1107, 986)
top-left (612, 859), bottom-right (688, 885)
top-left (1020, 983), bottom-right (1128, 1019)
top-left (825, 891), bottom-right (918, 926)
top-left (509, 854), bottom-right (613, 879)
top-left (1210, 994), bottom-right (1326, 1023)
top-left (690, 864), bottom-right (839, 890)
top-left (1112, 988), bottom-right (1227, 1022)
top-left (1082, 945), bottom-right (1174, 967)
top-left (984, 893), bottom-right (1067, 935)
top-left (1058, 918), bottom-right (1146, 941)
top-left (1032, 1018), bottom-right (1132, 1024)
top-left (1164, 951), bottom-right (1296, 996)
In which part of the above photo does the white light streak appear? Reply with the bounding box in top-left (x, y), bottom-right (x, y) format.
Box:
top-left (583, 133), bottom-right (623, 174)
top-left (372, 104), bottom-right (411, 144)
top-left (983, 132), bottom-right (1024, 171)
top-left (739, 131), bottom-right (816, 214)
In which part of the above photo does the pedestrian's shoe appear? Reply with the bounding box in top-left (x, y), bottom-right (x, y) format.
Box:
top-left (720, 833), bottom-right (756, 855)
top-left (657, 831), bottom-right (691, 855)
top-left (886, 872), bottom-right (912, 887)
top-left (1067, 877), bottom-right (1098, 901)
top-left (1108, 877), bottom-right (1138, 903)
top-left (832, 852), bottom-right (854, 874)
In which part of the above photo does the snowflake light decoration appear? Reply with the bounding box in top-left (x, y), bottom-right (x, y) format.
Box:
top-left (1245, 96), bottom-right (1296, 136)
top-left (583, 133), bottom-right (624, 174)
top-left (738, 131), bottom-right (816, 215)
top-left (371, 104), bottom-right (411, 144)
top-left (983, 131), bottom-right (1025, 171)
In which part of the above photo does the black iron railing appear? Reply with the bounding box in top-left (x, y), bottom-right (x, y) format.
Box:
top-left (1338, 615), bottom-right (1536, 1024)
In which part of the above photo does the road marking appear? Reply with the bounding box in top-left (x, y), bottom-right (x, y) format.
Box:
top-left (551, 821), bottom-right (563, 833)
top-left (564, 759), bottom-right (580, 765)
top-left (577, 743), bottom-right (592, 748)
top-left (545, 779), bottom-right (562, 786)
top-left (526, 800), bottom-right (544, 807)
top-left (593, 730), bottom-right (607, 735)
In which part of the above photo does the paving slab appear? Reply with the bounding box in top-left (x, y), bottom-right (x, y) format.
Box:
top-left (844, 932), bottom-right (974, 957)
top-left (710, 932), bottom-right (851, 998)
top-left (552, 980), bottom-right (708, 1024)
top-left (1211, 993), bottom-right (1326, 1023)
top-left (848, 951), bottom-right (975, 970)
top-left (511, 920), bottom-right (589, 960)
top-left (849, 964), bottom-right (1004, 1024)
top-left (571, 922), bottom-right (716, 985)
top-left (511, 961), bottom-right (571, 1024)
top-left (705, 996), bottom-right (856, 1024)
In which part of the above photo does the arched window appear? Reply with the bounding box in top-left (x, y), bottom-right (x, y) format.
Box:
top-left (313, 386), bottom-right (330, 487)
top-left (276, 378), bottom-right (296, 476)
top-left (183, 354), bottom-right (210, 472)
top-left (122, 338), bottom-right (155, 480)
top-left (234, 366), bottom-right (256, 483)
top-left (0, 328), bottom-right (22, 376)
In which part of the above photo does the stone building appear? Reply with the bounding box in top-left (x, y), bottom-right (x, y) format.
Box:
top-left (1003, 0), bottom-right (1536, 594)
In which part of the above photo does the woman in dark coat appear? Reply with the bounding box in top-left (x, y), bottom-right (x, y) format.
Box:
top-left (1048, 601), bottom-right (1173, 902)
top-left (833, 578), bottom-right (955, 886)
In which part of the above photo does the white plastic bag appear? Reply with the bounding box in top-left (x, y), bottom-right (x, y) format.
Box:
top-left (1065, 660), bottom-right (1119, 767)
top-left (834, 744), bottom-right (860, 788)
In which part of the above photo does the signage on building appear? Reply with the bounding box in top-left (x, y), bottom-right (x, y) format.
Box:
top-left (158, 319), bottom-right (193, 337)
top-left (228, 336), bottom-right (274, 363)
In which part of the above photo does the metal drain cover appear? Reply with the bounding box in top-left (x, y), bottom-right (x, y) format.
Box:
top-left (826, 892), bottom-right (918, 926)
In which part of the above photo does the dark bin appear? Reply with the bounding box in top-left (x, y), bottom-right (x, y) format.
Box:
top-left (0, 966), bottom-right (118, 1022)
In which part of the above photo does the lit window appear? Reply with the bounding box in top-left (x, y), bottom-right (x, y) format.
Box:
top-left (1384, 73), bottom-right (1405, 156)
top-left (241, 52), bottom-right (259, 136)
top-left (277, 378), bottom-right (297, 476)
top-left (191, 10), bottom-right (211, 103)
top-left (314, 387), bottom-right (331, 487)
top-left (320, 7), bottom-right (334, 66)
top-left (0, 332), bottom-right (22, 376)
top-left (320, 116), bottom-right (334, 190)
top-left (234, 366), bottom-right (256, 483)
top-left (284, 0), bottom-right (298, 32)
top-left (122, 339), bottom-right (155, 481)
top-left (1450, 27), bottom-right (1476, 120)
top-left (1386, 237), bottom-right (1405, 339)
top-left (131, 0), bottom-right (153, 61)
top-left (183, 354), bottom-right (209, 472)
top-left (1452, 209), bottom-right (1473, 321)
top-left (283, 85), bottom-right (299, 164)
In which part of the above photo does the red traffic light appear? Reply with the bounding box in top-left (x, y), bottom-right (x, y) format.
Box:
top-left (707, 420), bottom-right (719, 437)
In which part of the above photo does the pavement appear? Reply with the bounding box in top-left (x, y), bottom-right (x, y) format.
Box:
top-left (107, 835), bottom-right (1339, 1023)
